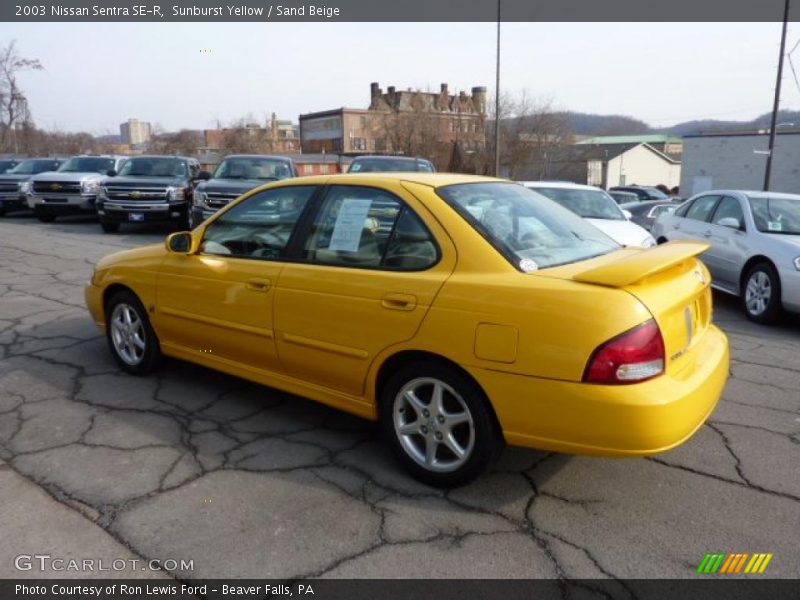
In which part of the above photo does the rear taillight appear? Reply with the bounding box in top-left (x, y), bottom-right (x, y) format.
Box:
top-left (583, 319), bottom-right (665, 384)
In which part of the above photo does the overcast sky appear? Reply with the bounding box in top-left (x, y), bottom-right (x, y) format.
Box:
top-left (1, 21), bottom-right (795, 133)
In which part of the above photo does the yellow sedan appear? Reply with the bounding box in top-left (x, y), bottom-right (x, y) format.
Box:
top-left (85, 173), bottom-right (729, 487)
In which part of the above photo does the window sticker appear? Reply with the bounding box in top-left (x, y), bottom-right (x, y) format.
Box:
top-left (767, 220), bottom-right (783, 232)
top-left (328, 198), bottom-right (372, 252)
top-left (520, 259), bottom-right (539, 272)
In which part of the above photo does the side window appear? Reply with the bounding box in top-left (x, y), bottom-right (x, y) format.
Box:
top-left (685, 195), bottom-right (720, 222)
top-left (189, 162), bottom-right (200, 179)
top-left (303, 186), bottom-right (438, 270)
top-left (201, 186), bottom-right (317, 259)
top-left (710, 196), bottom-right (745, 228)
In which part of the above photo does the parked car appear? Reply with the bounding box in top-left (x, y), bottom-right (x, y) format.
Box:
top-left (348, 155), bottom-right (435, 173)
top-left (521, 181), bottom-right (656, 247)
top-left (651, 190), bottom-right (800, 324)
top-left (0, 158), bottom-right (21, 174)
top-left (610, 185), bottom-right (671, 202)
top-left (609, 190), bottom-right (640, 205)
top-left (85, 173), bottom-right (729, 486)
top-left (27, 155), bottom-right (128, 223)
top-left (621, 200), bottom-right (677, 231)
top-left (191, 154), bottom-right (297, 227)
top-left (0, 157), bottom-right (65, 215)
top-left (97, 155), bottom-right (205, 233)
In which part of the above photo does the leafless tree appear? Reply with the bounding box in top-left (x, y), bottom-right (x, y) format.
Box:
top-left (148, 125), bottom-right (203, 155)
top-left (0, 41), bottom-right (43, 154)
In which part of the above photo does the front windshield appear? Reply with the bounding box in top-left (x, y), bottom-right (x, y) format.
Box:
top-left (349, 158), bottom-right (434, 173)
top-left (118, 157), bottom-right (186, 178)
top-left (532, 187), bottom-right (625, 220)
top-left (9, 160), bottom-right (55, 175)
top-left (748, 196), bottom-right (800, 235)
top-left (437, 182), bottom-right (620, 270)
top-left (0, 160), bottom-right (17, 173)
top-left (213, 157), bottom-right (292, 180)
top-left (59, 157), bottom-right (116, 174)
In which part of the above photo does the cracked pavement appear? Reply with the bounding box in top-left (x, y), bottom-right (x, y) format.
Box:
top-left (1, 215), bottom-right (799, 581)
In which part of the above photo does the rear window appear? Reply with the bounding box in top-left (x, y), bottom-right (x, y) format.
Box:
top-left (437, 182), bottom-right (619, 271)
top-left (349, 158), bottom-right (434, 173)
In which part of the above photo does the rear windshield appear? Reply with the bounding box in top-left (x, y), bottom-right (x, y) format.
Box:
top-left (437, 182), bottom-right (619, 270)
top-left (531, 187), bottom-right (625, 220)
top-left (349, 158), bottom-right (434, 173)
top-left (59, 157), bottom-right (116, 174)
top-left (118, 157), bottom-right (186, 178)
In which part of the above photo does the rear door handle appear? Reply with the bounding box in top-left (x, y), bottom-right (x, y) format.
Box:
top-left (381, 293), bottom-right (417, 311)
top-left (246, 278), bottom-right (271, 292)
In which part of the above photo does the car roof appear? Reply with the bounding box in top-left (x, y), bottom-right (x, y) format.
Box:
top-left (223, 154), bottom-right (294, 160)
top-left (282, 172), bottom-right (503, 188)
top-left (520, 180), bottom-right (603, 192)
top-left (126, 154), bottom-right (196, 161)
top-left (351, 155), bottom-right (432, 162)
top-left (695, 189), bottom-right (800, 200)
top-left (620, 200), bottom-right (673, 208)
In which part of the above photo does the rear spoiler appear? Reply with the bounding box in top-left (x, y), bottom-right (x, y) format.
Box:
top-left (572, 241), bottom-right (709, 287)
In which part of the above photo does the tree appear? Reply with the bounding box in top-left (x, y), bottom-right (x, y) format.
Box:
top-left (0, 41), bottom-right (43, 153)
top-left (148, 125), bottom-right (203, 155)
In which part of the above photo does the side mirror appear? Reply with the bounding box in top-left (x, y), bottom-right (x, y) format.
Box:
top-left (622, 209), bottom-right (632, 220)
top-left (717, 217), bottom-right (741, 229)
top-left (106, 169), bottom-right (117, 177)
top-left (197, 171), bottom-right (212, 181)
top-left (165, 231), bottom-right (193, 254)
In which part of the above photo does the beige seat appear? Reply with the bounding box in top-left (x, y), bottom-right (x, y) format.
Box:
top-left (314, 228), bottom-right (381, 266)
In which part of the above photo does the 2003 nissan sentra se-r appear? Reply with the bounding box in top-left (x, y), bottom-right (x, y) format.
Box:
top-left (85, 173), bottom-right (729, 486)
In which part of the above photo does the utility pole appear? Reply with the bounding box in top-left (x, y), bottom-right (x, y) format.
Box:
top-left (494, 0), bottom-right (501, 177)
top-left (764, 0), bottom-right (790, 191)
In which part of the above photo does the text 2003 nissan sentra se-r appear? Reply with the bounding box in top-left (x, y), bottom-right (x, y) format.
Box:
top-left (85, 173), bottom-right (729, 486)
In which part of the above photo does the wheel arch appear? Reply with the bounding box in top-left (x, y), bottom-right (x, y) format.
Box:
top-left (739, 255), bottom-right (778, 296)
top-left (102, 283), bottom-right (140, 314)
top-left (374, 350), bottom-right (505, 442)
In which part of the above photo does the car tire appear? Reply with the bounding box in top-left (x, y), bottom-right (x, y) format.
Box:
top-left (105, 290), bottom-right (161, 375)
top-left (742, 262), bottom-right (783, 324)
top-left (101, 221), bottom-right (120, 234)
top-left (36, 213), bottom-right (55, 223)
top-left (379, 362), bottom-right (502, 487)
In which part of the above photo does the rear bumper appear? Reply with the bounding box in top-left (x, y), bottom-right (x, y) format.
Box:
top-left (473, 324), bottom-right (729, 456)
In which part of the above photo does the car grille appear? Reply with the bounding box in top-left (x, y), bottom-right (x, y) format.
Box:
top-left (34, 181), bottom-right (81, 194)
top-left (0, 183), bottom-right (18, 193)
top-left (105, 184), bottom-right (169, 201)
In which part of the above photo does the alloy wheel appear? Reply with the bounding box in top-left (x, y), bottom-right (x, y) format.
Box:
top-left (392, 377), bottom-right (475, 473)
top-left (110, 302), bottom-right (146, 366)
top-left (745, 271), bottom-right (772, 316)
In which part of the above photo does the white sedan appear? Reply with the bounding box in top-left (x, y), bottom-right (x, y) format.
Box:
top-left (521, 181), bottom-right (656, 248)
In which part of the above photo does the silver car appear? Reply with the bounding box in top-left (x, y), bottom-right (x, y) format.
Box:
top-left (651, 190), bottom-right (800, 324)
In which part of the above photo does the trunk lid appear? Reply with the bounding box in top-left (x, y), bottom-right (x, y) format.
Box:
top-left (541, 242), bottom-right (713, 375)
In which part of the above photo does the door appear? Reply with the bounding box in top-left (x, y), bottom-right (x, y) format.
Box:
top-left (273, 183), bottom-right (456, 396)
top-left (702, 195), bottom-right (748, 290)
top-left (155, 185), bottom-right (319, 371)
top-left (669, 194), bottom-right (721, 243)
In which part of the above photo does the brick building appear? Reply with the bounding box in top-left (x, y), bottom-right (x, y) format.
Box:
top-left (203, 113), bottom-right (300, 154)
top-left (298, 82), bottom-right (487, 168)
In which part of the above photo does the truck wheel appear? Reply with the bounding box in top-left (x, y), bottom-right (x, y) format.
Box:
top-left (101, 222), bottom-right (120, 234)
top-left (36, 213), bottom-right (55, 223)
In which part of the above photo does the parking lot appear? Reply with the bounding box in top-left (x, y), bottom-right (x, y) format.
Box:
top-left (1, 214), bottom-right (799, 580)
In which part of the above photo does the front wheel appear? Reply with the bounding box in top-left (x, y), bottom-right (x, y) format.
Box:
top-left (36, 213), bottom-right (55, 223)
top-left (742, 262), bottom-right (783, 324)
top-left (101, 221), bottom-right (120, 233)
top-left (105, 290), bottom-right (161, 374)
top-left (380, 362), bottom-right (502, 487)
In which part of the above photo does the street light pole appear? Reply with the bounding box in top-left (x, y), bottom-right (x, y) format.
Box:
top-left (764, 0), bottom-right (790, 191)
top-left (494, 0), bottom-right (501, 177)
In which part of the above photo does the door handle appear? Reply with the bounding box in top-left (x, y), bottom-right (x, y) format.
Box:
top-left (673, 223), bottom-right (681, 230)
top-left (246, 278), bottom-right (271, 292)
top-left (703, 230), bottom-right (712, 238)
top-left (381, 293), bottom-right (417, 311)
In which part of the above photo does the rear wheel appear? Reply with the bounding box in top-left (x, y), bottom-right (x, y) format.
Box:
top-left (101, 221), bottom-right (120, 233)
top-left (105, 290), bottom-right (161, 374)
top-left (742, 262), bottom-right (782, 324)
top-left (380, 362), bottom-right (502, 487)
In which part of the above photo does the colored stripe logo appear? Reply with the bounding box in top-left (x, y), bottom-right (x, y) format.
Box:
top-left (697, 553), bottom-right (773, 574)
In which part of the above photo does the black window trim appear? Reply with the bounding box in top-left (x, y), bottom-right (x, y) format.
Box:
top-left (709, 195), bottom-right (747, 231)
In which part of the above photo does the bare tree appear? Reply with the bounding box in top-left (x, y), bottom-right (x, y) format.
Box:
top-left (375, 92), bottom-right (444, 164)
top-left (0, 41), bottom-right (43, 153)
top-left (148, 125), bottom-right (203, 155)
